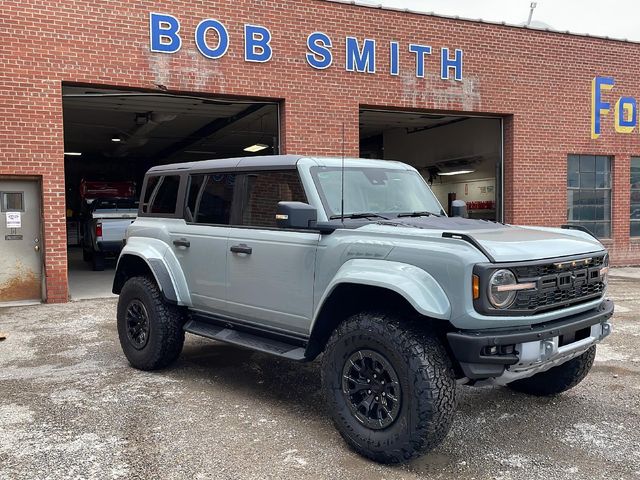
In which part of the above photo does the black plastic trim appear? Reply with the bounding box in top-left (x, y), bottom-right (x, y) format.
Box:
top-left (442, 231), bottom-right (496, 262)
top-left (447, 299), bottom-right (613, 367)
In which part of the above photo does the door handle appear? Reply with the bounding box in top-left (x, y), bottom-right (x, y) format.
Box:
top-left (230, 244), bottom-right (252, 255)
top-left (173, 238), bottom-right (190, 248)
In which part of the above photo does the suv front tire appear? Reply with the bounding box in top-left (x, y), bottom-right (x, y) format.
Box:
top-left (321, 311), bottom-right (457, 464)
top-left (117, 276), bottom-right (185, 370)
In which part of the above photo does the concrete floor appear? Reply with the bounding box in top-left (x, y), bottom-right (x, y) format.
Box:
top-left (67, 248), bottom-right (116, 301)
top-left (0, 270), bottom-right (639, 479)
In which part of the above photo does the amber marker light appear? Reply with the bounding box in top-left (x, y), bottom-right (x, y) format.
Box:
top-left (473, 275), bottom-right (480, 300)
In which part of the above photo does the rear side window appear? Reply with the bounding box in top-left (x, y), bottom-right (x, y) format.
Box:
top-left (187, 173), bottom-right (237, 225)
top-left (241, 170), bottom-right (306, 228)
top-left (143, 175), bottom-right (181, 215)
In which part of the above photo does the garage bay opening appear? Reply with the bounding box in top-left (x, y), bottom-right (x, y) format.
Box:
top-left (359, 109), bottom-right (503, 222)
top-left (62, 85), bottom-right (279, 299)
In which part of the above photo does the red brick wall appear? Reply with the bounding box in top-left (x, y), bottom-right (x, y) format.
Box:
top-left (1, 0), bottom-right (640, 301)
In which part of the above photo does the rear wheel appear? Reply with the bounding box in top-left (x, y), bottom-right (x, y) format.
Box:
top-left (507, 346), bottom-right (596, 396)
top-left (117, 276), bottom-right (185, 370)
top-left (321, 311), bottom-right (457, 464)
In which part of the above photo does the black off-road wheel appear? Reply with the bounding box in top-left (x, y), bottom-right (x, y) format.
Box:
top-left (117, 276), bottom-right (185, 370)
top-left (321, 311), bottom-right (457, 464)
top-left (507, 346), bottom-right (596, 396)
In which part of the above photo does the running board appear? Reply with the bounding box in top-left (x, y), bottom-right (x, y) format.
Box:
top-left (184, 319), bottom-right (307, 361)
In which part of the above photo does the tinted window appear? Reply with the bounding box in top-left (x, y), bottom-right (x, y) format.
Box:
top-left (195, 174), bottom-right (236, 225)
top-left (142, 176), bottom-right (160, 213)
top-left (149, 176), bottom-right (181, 215)
top-left (631, 157), bottom-right (640, 236)
top-left (241, 171), bottom-right (306, 228)
top-left (186, 174), bottom-right (206, 221)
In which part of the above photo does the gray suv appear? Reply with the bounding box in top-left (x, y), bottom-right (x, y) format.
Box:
top-left (113, 155), bottom-right (613, 464)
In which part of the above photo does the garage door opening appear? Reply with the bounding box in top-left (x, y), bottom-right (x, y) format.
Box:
top-left (359, 109), bottom-right (503, 221)
top-left (62, 85), bottom-right (279, 300)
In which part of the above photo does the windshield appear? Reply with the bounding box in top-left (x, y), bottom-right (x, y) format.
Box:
top-left (310, 166), bottom-right (444, 218)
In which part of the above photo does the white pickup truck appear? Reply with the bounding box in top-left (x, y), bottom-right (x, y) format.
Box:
top-left (81, 198), bottom-right (138, 270)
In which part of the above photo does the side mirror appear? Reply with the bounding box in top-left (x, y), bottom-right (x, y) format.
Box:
top-left (276, 202), bottom-right (317, 229)
top-left (451, 200), bottom-right (468, 218)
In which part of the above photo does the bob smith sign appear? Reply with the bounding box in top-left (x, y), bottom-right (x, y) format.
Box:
top-left (149, 12), bottom-right (464, 81)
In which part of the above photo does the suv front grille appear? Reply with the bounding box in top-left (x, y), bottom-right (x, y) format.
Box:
top-left (473, 253), bottom-right (608, 316)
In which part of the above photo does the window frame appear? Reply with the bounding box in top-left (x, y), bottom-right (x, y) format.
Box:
top-left (0, 191), bottom-right (25, 212)
top-left (631, 156), bottom-right (640, 238)
top-left (138, 173), bottom-right (187, 219)
top-left (183, 167), bottom-right (312, 231)
top-left (566, 154), bottom-right (612, 239)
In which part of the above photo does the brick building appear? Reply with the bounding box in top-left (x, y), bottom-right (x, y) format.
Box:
top-left (1, 0), bottom-right (639, 304)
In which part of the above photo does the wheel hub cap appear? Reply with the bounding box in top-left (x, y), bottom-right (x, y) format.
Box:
top-left (341, 349), bottom-right (401, 430)
top-left (125, 299), bottom-right (150, 350)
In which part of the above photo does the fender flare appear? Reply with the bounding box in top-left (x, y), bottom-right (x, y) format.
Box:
top-left (312, 259), bottom-right (451, 329)
top-left (113, 237), bottom-right (191, 305)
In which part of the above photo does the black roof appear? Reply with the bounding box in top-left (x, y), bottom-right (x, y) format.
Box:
top-left (147, 155), bottom-right (305, 174)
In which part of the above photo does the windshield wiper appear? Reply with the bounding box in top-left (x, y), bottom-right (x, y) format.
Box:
top-left (329, 212), bottom-right (390, 220)
top-left (396, 211), bottom-right (441, 218)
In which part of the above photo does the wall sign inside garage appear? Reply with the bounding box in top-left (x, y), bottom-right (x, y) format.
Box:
top-left (149, 13), bottom-right (464, 80)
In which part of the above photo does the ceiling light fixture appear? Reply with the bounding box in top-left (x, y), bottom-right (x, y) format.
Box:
top-left (243, 143), bottom-right (269, 153)
top-left (64, 152), bottom-right (82, 156)
top-left (438, 169), bottom-right (475, 176)
top-left (111, 135), bottom-right (122, 142)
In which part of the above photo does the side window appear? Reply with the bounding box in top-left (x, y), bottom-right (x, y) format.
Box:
top-left (1, 192), bottom-right (24, 212)
top-left (142, 176), bottom-right (160, 213)
top-left (149, 175), bottom-right (181, 215)
top-left (195, 174), bottom-right (236, 225)
top-left (241, 170), bottom-right (307, 228)
top-left (186, 174), bottom-right (206, 221)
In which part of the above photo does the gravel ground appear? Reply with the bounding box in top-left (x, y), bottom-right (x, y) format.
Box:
top-left (0, 271), bottom-right (639, 480)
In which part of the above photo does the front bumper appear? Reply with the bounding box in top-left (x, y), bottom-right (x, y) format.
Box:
top-left (447, 299), bottom-right (614, 380)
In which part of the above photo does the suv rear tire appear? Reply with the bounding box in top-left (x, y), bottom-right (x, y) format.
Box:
top-left (321, 311), bottom-right (457, 464)
top-left (117, 276), bottom-right (185, 370)
top-left (506, 345), bottom-right (596, 396)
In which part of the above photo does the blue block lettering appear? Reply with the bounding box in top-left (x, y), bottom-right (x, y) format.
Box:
top-left (409, 44), bottom-right (432, 78)
top-left (195, 19), bottom-right (229, 59)
top-left (149, 13), bottom-right (182, 53)
top-left (441, 47), bottom-right (463, 81)
top-left (390, 41), bottom-right (399, 76)
top-left (245, 24), bottom-right (273, 63)
top-left (306, 32), bottom-right (333, 69)
top-left (345, 37), bottom-right (376, 73)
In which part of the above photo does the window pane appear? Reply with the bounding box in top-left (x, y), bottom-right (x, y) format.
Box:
top-left (580, 172), bottom-right (595, 188)
top-left (143, 176), bottom-right (160, 212)
top-left (2, 192), bottom-right (23, 211)
top-left (241, 171), bottom-right (307, 228)
top-left (196, 174), bottom-right (236, 225)
top-left (580, 155), bottom-right (595, 172)
top-left (631, 221), bottom-right (640, 237)
top-left (568, 155), bottom-right (580, 175)
top-left (568, 171), bottom-right (579, 188)
top-left (186, 174), bottom-right (205, 220)
top-left (631, 157), bottom-right (640, 185)
top-left (150, 176), bottom-right (180, 214)
top-left (596, 156), bottom-right (609, 173)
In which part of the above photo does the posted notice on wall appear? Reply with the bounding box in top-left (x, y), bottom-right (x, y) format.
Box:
top-left (6, 212), bottom-right (21, 229)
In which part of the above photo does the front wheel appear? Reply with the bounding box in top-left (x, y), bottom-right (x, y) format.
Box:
top-left (507, 346), bottom-right (596, 396)
top-left (321, 312), bottom-right (457, 464)
top-left (117, 276), bottom-right (185, 370)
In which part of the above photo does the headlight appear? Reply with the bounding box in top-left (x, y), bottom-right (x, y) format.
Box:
top-left (488, 269), bottom-right (517, 308)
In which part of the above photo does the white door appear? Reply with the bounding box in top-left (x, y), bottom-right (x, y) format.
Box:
top-left (0, 179), bottom-right (43, 303)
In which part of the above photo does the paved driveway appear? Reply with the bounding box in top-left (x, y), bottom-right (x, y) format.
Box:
top-left (1, 271), bottom-right (639, 479)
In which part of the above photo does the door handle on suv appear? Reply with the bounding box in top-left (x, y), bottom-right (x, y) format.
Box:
top-left (173, 238), bottom-right (191, 248)
top-left (230, 244), bottom-right (252, 255)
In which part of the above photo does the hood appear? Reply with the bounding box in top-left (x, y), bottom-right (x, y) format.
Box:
top-left (363, 217), bottom-right (605, 262)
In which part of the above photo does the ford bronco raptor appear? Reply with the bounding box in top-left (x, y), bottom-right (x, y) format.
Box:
top-left (113, 155), bottom-right (613, 464)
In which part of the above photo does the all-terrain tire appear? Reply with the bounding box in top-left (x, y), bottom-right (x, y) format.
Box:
top-left (507, 345), bottom-right (596, 396)
top-left (321, 311), bottom-right (457, 464)
top-left (117, 276), bottom-right (185, 370)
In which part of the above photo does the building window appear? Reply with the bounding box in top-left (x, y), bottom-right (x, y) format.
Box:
top-left (632, 157), bottom-right (640, 237)
top-left (567, 155), bottom-right (611, 238)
